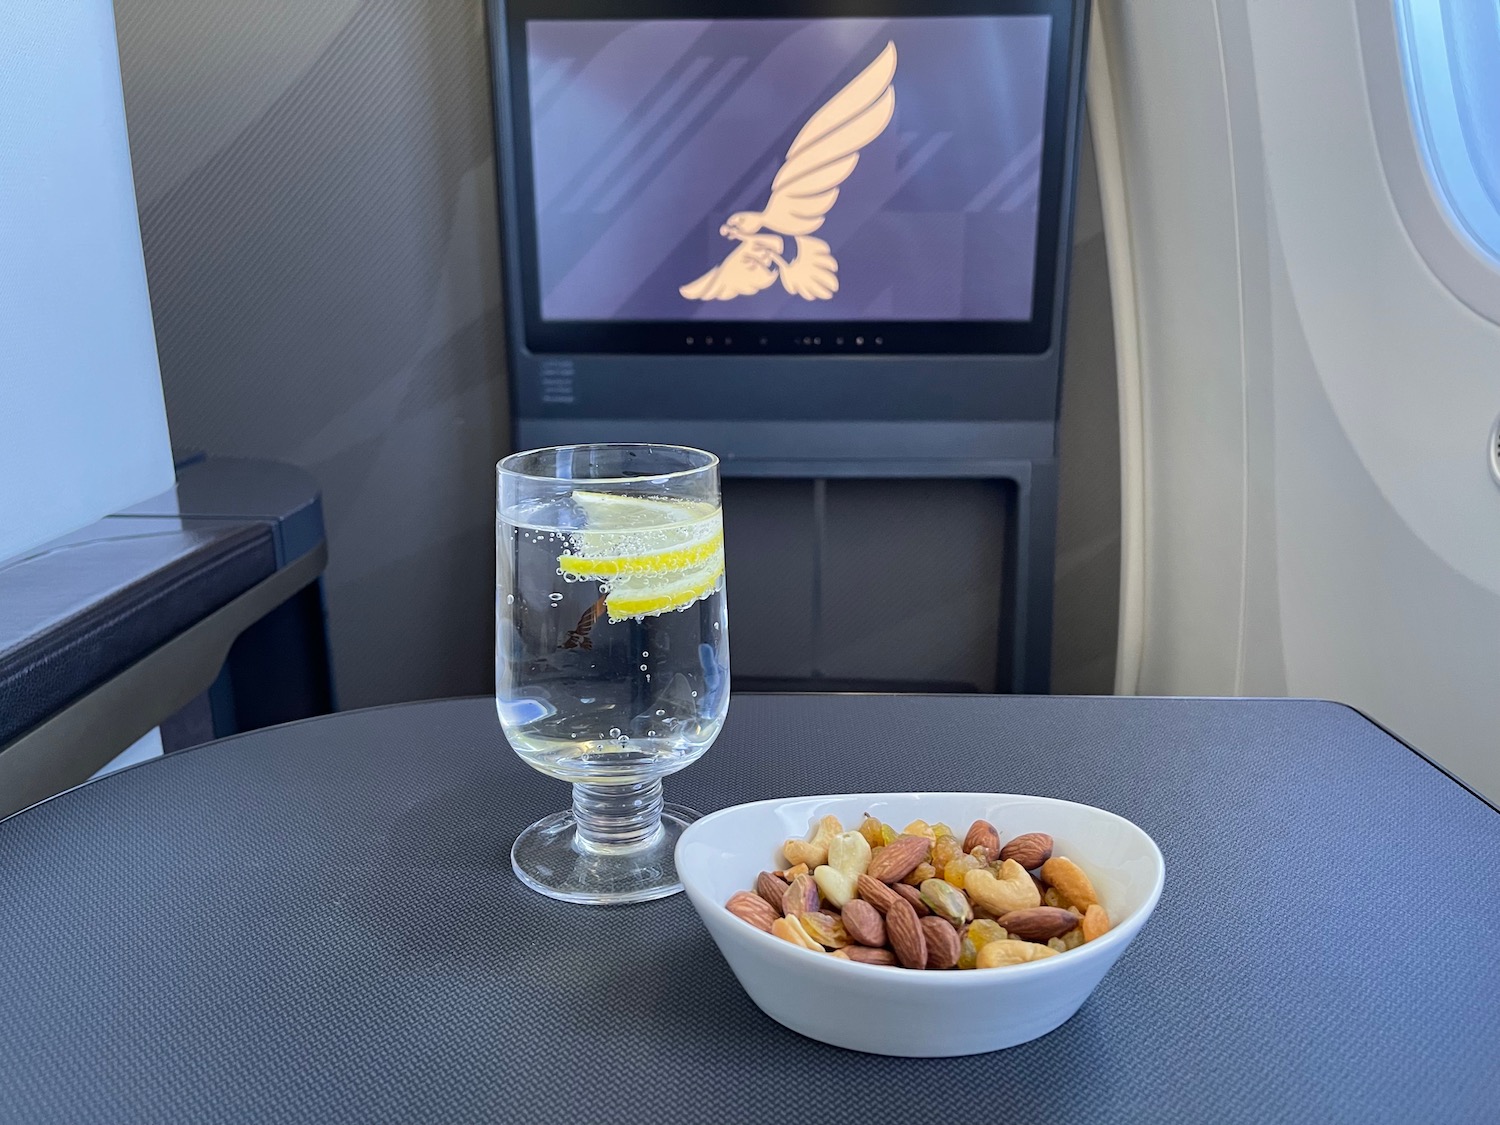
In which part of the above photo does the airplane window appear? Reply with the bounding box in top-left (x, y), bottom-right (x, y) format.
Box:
top-left (1395, 0), bottom-right (1500, 262)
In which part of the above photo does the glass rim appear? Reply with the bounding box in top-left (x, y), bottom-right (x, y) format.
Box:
top-left (496, 443), bottom-right (720, 485)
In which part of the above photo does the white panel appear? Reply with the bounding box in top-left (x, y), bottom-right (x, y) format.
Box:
top-left (0, 0), bottom-right (175, 562)
top-left (1096, 0), bottom-right (1500, 799)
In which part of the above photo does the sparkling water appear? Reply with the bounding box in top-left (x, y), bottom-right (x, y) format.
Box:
top-left (496, 494), bottom-right (729, 784)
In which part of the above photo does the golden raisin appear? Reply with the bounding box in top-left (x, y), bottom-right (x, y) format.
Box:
top-left (967, 919), bottom-right (1009, 949)
top-left (930, 822), bottom-right (954, 840)
top-left (901, 862), bottom-right (937, 886)
top-left (943, 854), bottom-right (983, 888)
top-left (879, 823), bottom-right (899, 847)
top-left (930, 834), bottom-right (964, 870)
top-left (858, 815), bottom-right (885, 850)
top-left (958, 933), bottom-right (979, 970)
top-left (901, 819), bottom-right (935, 840)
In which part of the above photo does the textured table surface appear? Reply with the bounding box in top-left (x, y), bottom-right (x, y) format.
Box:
top-left (1, 695), bottom-right (1496, 1125)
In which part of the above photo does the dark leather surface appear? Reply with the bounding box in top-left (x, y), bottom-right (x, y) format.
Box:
top-left (0, 695), bottom-right (1495, 1124)
top-left (0, 518), bottom-right (276, 746)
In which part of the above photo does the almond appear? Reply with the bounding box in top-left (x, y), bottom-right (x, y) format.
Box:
top-left (781, 873), bottom-right (819, 917)
top-left (841, 899), bottom-right (886, 947)
top-left (855, 873), bottom-right (902, 914)
top-left (756, 870), bottom-right (790, 910)
top-left (920, 916), bottom-right (961, 969)
top-left (999, 832), bottom-right (1053, 869)
top-left (886, 897), bottom-right (928, 969)
top-left (963, 819), bottom-right (1001, 856)
top-left (725, 891), bottom-right (779, 932)
top-left (997, 906), bottom-right (1079, 942)
top-left (843, 945), bottom-right (898, 966)
top-left (892, 882), bottom-right (931, 916)
top-left (866, 834), bottom-right (932, 883)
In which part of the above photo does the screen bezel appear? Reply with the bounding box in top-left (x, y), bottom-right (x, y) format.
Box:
top-left (501, 0), bottom-right (1079, 356)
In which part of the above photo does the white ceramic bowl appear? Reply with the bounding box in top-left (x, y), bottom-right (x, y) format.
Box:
top-left (676, 793), bottom-right (1165, 1056)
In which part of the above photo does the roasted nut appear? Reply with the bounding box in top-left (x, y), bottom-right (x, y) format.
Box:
top-left (976, 940), bottom-right (1059, 968)
top-left (756, 871), bottom-right (790, 909)
top-left (813, 830), bottom-right (873, 906)
top-left (796, 911), bottom-right (849, 949)
top-left (770, 916), bottom-right (823, 951)
top-left (997, 906), bottom-right (1079, 942)
top-left (920, 916), bottom-right (961, 969)
top-left (855, 873), bottom-right (902, 914)
top-left (892, 883), bottom-right (931, 916)
top-left (1081, 903), bottom-right (1111, 943)
top-left (886, 898), bottom-right (928, 969)
top-left (725, 891), bottom-right (780, 931)
top-left (1040, 856), bottom-right (1099, 911)
top-left (1000, 832), bottom-right (1054, 869)
top-left (781, 873), bottom-right (819, 916)
top-left (866, 834), bottom-right (932, 883)
top-left (829, 949), bottom-right (852, 961)
top-left (783, 815), bottom-right (842, 868)
top-left (963, 819), bottom-right (1001, 856)
top-left (965, 860), bottom-right (1042, 917)
top-left (841, 899), bottom-right (887, 947)
top-left (780, 862), bottom-right (809, 880)
top-left (844, 945), bottom-right (898, 966)
top-left (919, 878), bottom-right (973, 927)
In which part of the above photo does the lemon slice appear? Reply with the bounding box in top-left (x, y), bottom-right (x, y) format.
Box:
top-left (558, 490), bottom-right (725, 621)
top-left (558, 528), bottom-right (723, 578)
top-left (603, 556), bottom-right (725, 622)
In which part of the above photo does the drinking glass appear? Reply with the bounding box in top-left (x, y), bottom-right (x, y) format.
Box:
top-left (497, 444), bottom-right (730, 904)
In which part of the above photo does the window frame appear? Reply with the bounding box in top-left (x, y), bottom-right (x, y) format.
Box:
top-left (1358, 0), bottom-right (1500, 324)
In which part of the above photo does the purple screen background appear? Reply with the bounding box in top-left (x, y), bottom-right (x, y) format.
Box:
top-left (525, 17), bottom-right (1052, 323)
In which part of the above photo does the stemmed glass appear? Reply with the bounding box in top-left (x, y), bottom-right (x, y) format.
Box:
top-left (496, 444), bottom-right (730, 903)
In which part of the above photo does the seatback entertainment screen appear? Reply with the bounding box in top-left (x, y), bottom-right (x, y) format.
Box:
top-left (523, 17), bottom-right (1052, 325)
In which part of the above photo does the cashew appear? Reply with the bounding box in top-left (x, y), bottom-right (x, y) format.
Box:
top-left (976, 939), bottom-right (1058, 968)
top-left (782, 814), bottom-right (842, 868)
top-left (964, 860), bottom-right (1042, 917)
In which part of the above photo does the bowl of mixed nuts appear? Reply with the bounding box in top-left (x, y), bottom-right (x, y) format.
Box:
top-left (675, 793), bottom-right (1164, 1056)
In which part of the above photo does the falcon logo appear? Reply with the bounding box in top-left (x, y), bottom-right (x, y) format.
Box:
top-left (679, 41), bottom-right (896, 303)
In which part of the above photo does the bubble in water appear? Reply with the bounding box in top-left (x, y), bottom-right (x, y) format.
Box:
top-left (640, 664), bottom-right (648, 671)
top-left (648, 730), bottom-right (656, 737)
top-left (655, 709), bottom-right (665, 717)
top-left (608, 728), bottom-right (621, 738)
top-left (616, 736), bottom-right (629, 746)
top-left (691, 691), bottom-right (698, 698)
top-left (642, 651), bottom-right (649, 657)
top-left (505, 594), bottom-right (514, 605)
top-left (548, 592), bottom-right (563, 602)
top-left (713, 622), bottom-right (720, 631)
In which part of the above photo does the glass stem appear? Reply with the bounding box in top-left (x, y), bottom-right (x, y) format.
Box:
top-left (572, 779), bottom-right (665, 852)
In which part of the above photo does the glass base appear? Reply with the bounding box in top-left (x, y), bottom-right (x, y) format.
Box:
top-left (511, 802), bottom-right (701, 904)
